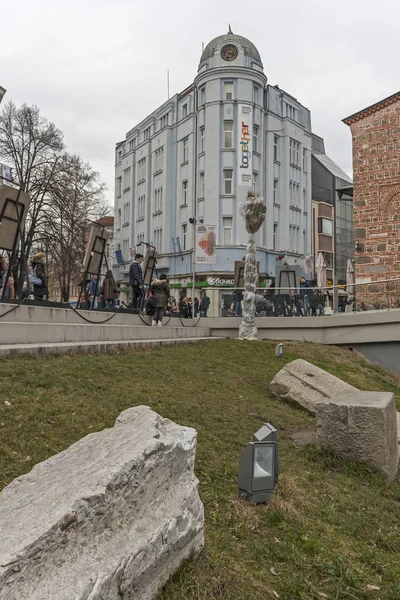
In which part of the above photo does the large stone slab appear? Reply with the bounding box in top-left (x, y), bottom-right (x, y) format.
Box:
top-left (0, 406), bottom-right (204, 600)
top-left (270, 359), bottom-right (358, 414)
top-left (316, 392), bottom-right (399, 479)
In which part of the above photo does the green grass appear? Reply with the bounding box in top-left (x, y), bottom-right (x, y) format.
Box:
top-left (1, 340), bottom-right (400, 599)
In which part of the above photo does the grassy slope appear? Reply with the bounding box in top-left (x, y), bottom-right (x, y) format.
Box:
top-left (1, 340), bottom-right (400, 600)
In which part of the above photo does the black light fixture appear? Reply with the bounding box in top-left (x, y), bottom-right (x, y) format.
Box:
top-left (238, 423), bottom-right (279, 504)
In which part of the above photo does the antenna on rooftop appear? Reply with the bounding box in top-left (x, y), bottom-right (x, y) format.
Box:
top-left (167, 70), bottom-right (170, 100)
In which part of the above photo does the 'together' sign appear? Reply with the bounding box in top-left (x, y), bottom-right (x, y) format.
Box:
top-left (237, 105), bottom-right (253, 186)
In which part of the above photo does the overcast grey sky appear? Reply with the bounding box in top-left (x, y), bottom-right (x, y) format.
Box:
top-left (1, 0), bottom-right (399, 203)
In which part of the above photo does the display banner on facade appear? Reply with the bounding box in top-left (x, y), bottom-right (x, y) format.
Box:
top-left (237, 104), bottom-right (253, 189)
top-left (195, 224), bottom-right (217, 264)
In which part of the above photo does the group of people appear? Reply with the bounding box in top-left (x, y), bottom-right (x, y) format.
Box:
top-left (129, 253), bottom-right (211, 322)
top-left (0, 252), bottom-right (47, 301)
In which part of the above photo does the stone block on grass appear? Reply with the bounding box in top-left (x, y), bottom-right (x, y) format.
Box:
top-left (0, 405), bottom-right (204, 600)
top-left (270, 359), bottom-right (358, 415)
top-left (316, 392), bottom-right (399, 479)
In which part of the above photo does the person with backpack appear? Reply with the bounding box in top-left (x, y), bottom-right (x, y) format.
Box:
top-left (149, 274), bottom-right (170, 326)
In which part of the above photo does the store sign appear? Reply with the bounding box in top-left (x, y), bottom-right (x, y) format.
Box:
top-left (237, 105), bottom-right (253, 188)
top-left (207, 277), bottom-right (234, 287)
top-left (195, 224), bottom-right (216, 264)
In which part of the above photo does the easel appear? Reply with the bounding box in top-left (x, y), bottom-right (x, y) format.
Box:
top-left (0, 179), bottom-right (31, 300)
top-left (77, 223), bottom-right (108, 309)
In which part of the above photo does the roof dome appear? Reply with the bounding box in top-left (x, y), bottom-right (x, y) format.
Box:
top-left (199, 28), bottom-right (263, 67)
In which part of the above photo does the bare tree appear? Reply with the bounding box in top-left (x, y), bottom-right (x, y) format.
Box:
top-left (0, 102), bottom-right (64, 291)
top-left (38, 153), bottom-right (108, 301)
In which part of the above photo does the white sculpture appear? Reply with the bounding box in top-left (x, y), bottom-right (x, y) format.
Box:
top-left (238, 192), bottom-right (267, 340)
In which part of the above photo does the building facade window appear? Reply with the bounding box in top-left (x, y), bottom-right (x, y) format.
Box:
top-left (137, 195), bottom-right (145, 219)
top-left (199, 172), bottom-right (205, 197)
top-left (154, 146), bottom-right (164, 172)
top-left (274, 135), bottom-right (279, 162)
top-left (289, 181), bottom-right (300, 207)
top-left (253, 125), bottom-right (259, 153)
top-left (116, 177), bottom-right (122, 197)
top-left (223, 169), bottom-right (233, 195)
top-left (200, 127), bottom-right (205, 153)
top-left (154, 187), bottom-right (163, 212)
top-left (122, 239), bottom-right (129, 261)
top-left (285, 103), bottom-right (298, 121)
top-left (224, 122), bottom-right (233, 149)
top-left (200, 86), bottom-right (205, 105)
top-left (154, 228), bottom-right (163, 251)
top-left (117, 208), bottom-right (121, 230)
top-left (273, 179), bottom-right (279, 204)
top-left (289, 139), bottom-right (300, 166)
top-left (198, 199), bottom-right (204, 219)
top-left (182, 137), bottom-right (189, 163)
top-left (223, 217), bottom-right (233, 245)
top-left (253, 86), bottom-right (259, 105)
top-left (123, 202), bottom-right (130, 224)
top-left (318, 217), bottom-right (333, 236)
top-left (138, 158), bottom-right (146, 181)
top-left (143, 126), bottom-right (151, 141)
top-left (273, 223), bottom-right (278, 250)
top-left (224, 82), bottom-right (233, 100)
top-left (182, 180), bottom-right (188, 205)
top-left (182, 104), bottom-right (188, 118)
top-left (181, 223), bottom-right (187, 250)
top-left (303, 148), bottom-right (306, 171)
top-left (159, 113), bottom-right (169, 129)
top-left (123, 167), bottom-right (131, 190)
top-left (253, 172), bottom-right (258, 188)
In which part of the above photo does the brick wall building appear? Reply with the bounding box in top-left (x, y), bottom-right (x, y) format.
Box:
top-left (343, 91), bottom-right (400, 308)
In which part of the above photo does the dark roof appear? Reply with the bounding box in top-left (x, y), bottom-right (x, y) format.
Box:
top-left (200, 31), bottom-right (262, 66)
top-left (343, 91), bottom-right (400, 125)
top-left (96, 216), bottom-right (114, 227)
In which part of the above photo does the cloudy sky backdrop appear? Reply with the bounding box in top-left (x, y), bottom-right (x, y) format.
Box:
top-left (1, 0), bottom-right (399, 204)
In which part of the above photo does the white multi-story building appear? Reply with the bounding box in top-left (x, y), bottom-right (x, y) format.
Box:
top-left (113, 29), bottom-right (314, 308)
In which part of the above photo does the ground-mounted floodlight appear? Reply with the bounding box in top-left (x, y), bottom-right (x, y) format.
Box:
top-left (238, 423), bottom-right (279, 504)
top-left (275, 343), bottom-right (284, 358)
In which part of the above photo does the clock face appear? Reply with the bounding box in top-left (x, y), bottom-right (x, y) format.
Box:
top-left (221, 44), bottom-right (238, 62)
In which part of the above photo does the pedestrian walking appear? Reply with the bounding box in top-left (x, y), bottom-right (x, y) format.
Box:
top-left (200, 292), bottom-right (210, 317)
top-left (101, 270), bottom-right (118, 309)
top-left (149, 274), bottom-right (170, 326)
top-left (129, 253), bottom-right (144, 311)
top-left (87, 274), bottom-right (100, 308)
top-left (299, 276), bottom-right (312, 316)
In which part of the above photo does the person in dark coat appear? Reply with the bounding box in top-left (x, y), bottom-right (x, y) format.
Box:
top-left (30, 252), bottom-right (48, 300)
top-left (200, 292), bottom-right (210, 317)
top-left (194, 297), bottom-right (200, 317)
top-left (179, 296), bottom-right (190, 318)
top-left (149, 273), bottom-right (170, 326)
top-left (234, 290), bottom-right (243, 316)
top-left (129, 253), bottom-right (144, 310)
top-left (101, 270), bottom-right (118, 309)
